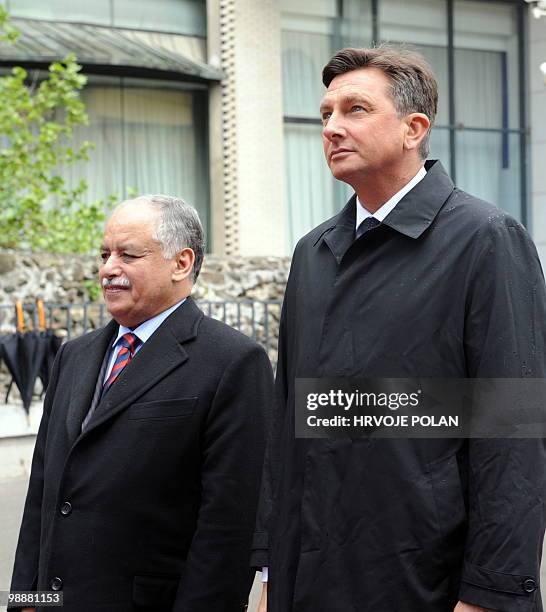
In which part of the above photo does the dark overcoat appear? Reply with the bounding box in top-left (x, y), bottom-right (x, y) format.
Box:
top-left (10, 297), bottom-right (274, 612)
top-left (252, 161), bottom-right (546, 612)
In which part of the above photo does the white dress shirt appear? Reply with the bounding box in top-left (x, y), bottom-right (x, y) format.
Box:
top-left (355, 165), bottom-right (427, 231)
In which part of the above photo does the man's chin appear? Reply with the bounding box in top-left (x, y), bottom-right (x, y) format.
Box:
top-left (109, 313), bottom-right (141, 328)
top-left (104, 298), bottom-right (133, 327)
top-left (329, 164), bottom-right (361, 184)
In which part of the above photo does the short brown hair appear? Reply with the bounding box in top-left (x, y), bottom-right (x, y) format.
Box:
top-left (322, 45), bottom-right (438, 158)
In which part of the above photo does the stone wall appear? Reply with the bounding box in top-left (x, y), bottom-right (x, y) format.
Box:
top-left (0, 250), bottom-right (290, 406)
top-left (0, 250), bottom-right (290, 304)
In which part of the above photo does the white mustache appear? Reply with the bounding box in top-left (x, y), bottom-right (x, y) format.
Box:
top-left (102, 277), bottom-right (131, 288)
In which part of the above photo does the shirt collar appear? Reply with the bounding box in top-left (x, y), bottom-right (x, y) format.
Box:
top-left (319, 160), bottom-right (455, 264)
top-left (112, 298), bottom-right (187, 348)
top-left (355, 165), bottom-right (427, 229)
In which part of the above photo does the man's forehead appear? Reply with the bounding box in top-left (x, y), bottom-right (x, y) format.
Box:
top-left (320, 68), bottom-right (389, 104)
top-left (321, 85), bottom-right (368, 105)
top-left (102, 219), bottom-right (157, 248)
top-left (100, 237), bottom-right (143, 250)
top-left (105, 204), bottom-right (159, 233)
top-left (111, 200), bottom-right (159, 224)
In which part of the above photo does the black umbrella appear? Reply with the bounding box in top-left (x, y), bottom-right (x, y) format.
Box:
top-left (36, 299), bottom-right (63, 394)
top-left (0, 301), bottom-right (49, 413)
top-left (38, 332), bottom-right (62, 394)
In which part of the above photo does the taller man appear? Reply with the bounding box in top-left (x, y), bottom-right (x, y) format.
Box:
top-left (254, 46), bottom-right (546, 612)
top-left (10, 195), bottom-right (274, 612)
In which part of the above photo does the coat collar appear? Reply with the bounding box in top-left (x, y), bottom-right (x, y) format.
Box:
top-left (65, 318), bottom-right (118, 442)
top-left (72, 297), bottom-right (203, 441)
top-left (320, 160), bottom-right (454, 263)
top-left (381, 160), bottom-right (454, 238)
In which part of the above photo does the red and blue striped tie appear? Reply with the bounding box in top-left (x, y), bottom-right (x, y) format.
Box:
top-left (104, 332), bottom-right (140, 391)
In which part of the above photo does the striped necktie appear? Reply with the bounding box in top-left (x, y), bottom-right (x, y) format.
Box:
top-left (103, 332), bottom-right (140, 391)
top-left (356, 216), bottom-right (381, 239)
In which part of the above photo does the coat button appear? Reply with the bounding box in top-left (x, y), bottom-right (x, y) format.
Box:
top-left (523, 578), bottom-right (537, 593)
top-left (60, 501), bottom-right (72, 516)
top-left (51, 577), bottom-right (63, 591)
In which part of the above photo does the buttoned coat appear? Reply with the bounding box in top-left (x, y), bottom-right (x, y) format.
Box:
top-left (252, 161), bottom-right (546, 612)
top-left (10, 297), bottom-right (274, 612)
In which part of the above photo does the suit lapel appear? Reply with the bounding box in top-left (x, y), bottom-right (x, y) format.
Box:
top-left (79, 297), bottom-right (203, 439)
top-left (66, 319), bottom-right (118, 443)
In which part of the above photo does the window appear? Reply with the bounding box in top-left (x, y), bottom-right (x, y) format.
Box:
top-left (113, 0), bottom-right (205, 36)
top-left (59, 77), bottom-right (210, 238)
top-left (5, 0), bottom-right (111, 24)
top-left (5, 0), bottom-right (206, 37)
top-left (454, 1), bottom-right (522, 220)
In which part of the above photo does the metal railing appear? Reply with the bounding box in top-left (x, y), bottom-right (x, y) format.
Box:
top-left (0, 299), bottom-right (282, 365)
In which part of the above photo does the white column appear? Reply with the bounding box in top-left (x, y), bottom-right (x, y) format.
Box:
top-left (207, 0), bottom-right (285, 256)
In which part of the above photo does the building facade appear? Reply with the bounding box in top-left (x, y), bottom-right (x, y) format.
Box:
top-left (1, 0), bottom-right (545, 263)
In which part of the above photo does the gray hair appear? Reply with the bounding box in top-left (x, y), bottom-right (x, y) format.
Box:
top-left (128, 194), bottom-right (205, 283)
top-left (322, 44), bottom-right (438, 159)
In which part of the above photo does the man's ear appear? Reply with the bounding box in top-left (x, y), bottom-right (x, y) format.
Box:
top-left (403, 113), bottom-right (431, 153)
top-left (172, 247), bottom-right (195, 282)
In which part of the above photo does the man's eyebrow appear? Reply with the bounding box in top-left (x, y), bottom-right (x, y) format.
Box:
top-left (100, 244), bottom-right (142, 253)
top-left (319, 96), bottom-right (336, 112)
top-left (320, 93), bottom-right (373, 113)
top-left (343, 94), bottom-right (372, 105)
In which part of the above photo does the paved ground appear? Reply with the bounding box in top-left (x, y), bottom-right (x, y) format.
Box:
top-left (0, 478), bottom-right (26, 589)
top-left (0, 477), bottom-right (27, 612)
top-left (0, 475), bottom-right (543, 611)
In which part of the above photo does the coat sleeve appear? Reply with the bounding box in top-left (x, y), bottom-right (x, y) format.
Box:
top-left (250, 297), bottom-right (289, 569)
top-left (8, 343), bottom-right (66, 608)
top-left (172, 342), bottom-right (274, 612)
top-left (459, 219), bottom-right (546, 612)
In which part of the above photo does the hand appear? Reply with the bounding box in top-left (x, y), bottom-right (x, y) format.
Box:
top-left (454, 601), bottom-right (493, 612)
top-left (256, 582), bottom-right (267, 612)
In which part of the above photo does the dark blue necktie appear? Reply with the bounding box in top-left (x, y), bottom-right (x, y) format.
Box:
top-left (103, 332), bottom-right (140, 391)
top-left (356, 216), bottom-right (381, 239)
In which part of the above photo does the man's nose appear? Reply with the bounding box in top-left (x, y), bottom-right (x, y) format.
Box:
top-left (322, 111), bottom-right (345, 140)
top-left (100, 254), bottom-right (121, 278)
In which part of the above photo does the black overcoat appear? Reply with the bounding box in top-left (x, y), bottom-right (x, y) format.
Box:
top-left (10, 297), bottom-right (274, 612)
top-left (252, 161), bottom-right (546, 612)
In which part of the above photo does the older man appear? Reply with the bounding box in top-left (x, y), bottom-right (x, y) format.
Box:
top-left (10, 195), bottom-right (274, 612)
top-left (254, 46), bottom-right (546, 612)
